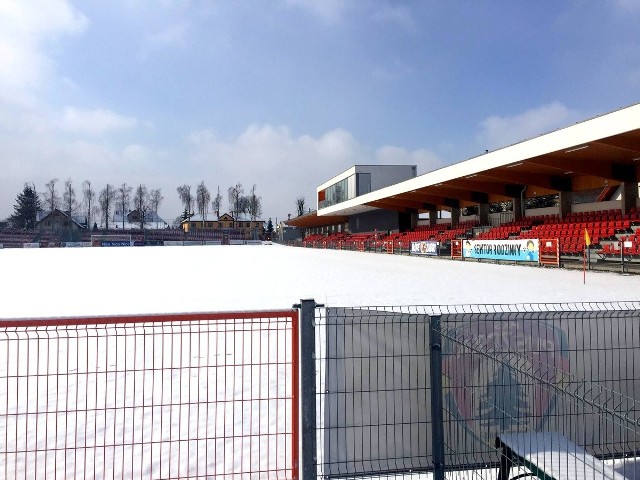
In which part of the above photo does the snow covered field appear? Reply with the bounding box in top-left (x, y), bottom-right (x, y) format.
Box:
top-left (1, 244), bottom-right (640, 478)
top-left (1, 243), bottom-right (640, 319)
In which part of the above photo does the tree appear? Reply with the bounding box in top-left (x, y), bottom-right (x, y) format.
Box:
top-left (247, 184), bottom-right (262, 221)
top-left (42, 178), bottom-right (60, 212)
top-left (9, 183), bottom-right (41, 229)
top-left (227, 182), bottom-right (245, 227)
top-left (117, 183), bottom-right (132, 229)
top-left (266, 218), bottom-right (274, 234)
top-left (149, 188), bottom-right (163, 228)
top-left (296, 196), bottom-right (306, 217)
top-left (99, 184), bottom-right (115, 229)
top-left (91, 205), bottom-right (101, 229)
top-left (177, 185), bottom-right (194, 218)
top-left (63, 178), bottom-right (78, 216)
top-left (133, 184), bottom-right (150, 229)
top-left (212, 186), bottom-right (223, 219)
top-left (196, 181), bottom-right (211, 222)
top-left (82, 180), bottom-right (96, 228)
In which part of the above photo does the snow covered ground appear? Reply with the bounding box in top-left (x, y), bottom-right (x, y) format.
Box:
top-left (1, 244), bottom-right (640, 478)
top-left (1, 243), bottom-right (640, 319)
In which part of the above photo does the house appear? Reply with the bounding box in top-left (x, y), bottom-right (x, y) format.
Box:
top-left (35, 209), bottom-right (85, 243)
top-left (112, 210), bottom-right (167, 229)
top-left (181, 213), bottom-right (265, 240)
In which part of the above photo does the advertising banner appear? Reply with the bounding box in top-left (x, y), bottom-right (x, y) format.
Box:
top-left (101, 240), bottom-right (132, 247)
top-left (323, 307), bottom-right (640, 477)
top-left (463, 239), bottom-right (539, 262)
top-left (410, 240), bottom-right (439, 256)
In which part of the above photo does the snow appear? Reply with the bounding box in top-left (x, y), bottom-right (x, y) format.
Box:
top-left (1, 244), bottom-right (639, 478)
top-left (1, 244), bottom-right (639, 319)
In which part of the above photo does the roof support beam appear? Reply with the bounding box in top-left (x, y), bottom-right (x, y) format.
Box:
top-left (528, 156), bottom-right (638, 183)
top-left (444, 179), bottom-right (525, 199)
top-left (370, 198), bottom-right (429, 210)
top-left (593, 137), bottom-right (640, 156)
top-left (482, 169), bottom-right (572, 192)
top-left (401, 192), bottom-right (461, 209)
top-left (365, 200), bottom-right (416, 213)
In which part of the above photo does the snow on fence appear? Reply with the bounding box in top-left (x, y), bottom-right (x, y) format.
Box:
top-left (0, 310), bottom-right (299, 479)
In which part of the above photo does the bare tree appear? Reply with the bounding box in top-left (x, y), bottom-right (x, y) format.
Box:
top-left (247, 184), bottom-right (262, 221)
top-left (212, 186), bottom-right (223, 219)
top-left (196, 181), bottom-right (211, 223)
top-left (99, 184), bottom-right (115, 229)
top-left (177, 184), bottom-right (194, 219)
top-left (227, 183), bottom-right (244, 227)
top-left (149, 188), bottom-right (163, 228)
top-left (82, 180), bottom-right (95, 228)
top-left (42, 178), bottom-right (60, 212)
top-left (63, 178), bottom-right (78, 216)
top-left (91, 205), bottom-right (101, 229)
top-left (296, 196), bottom-right (306, 217)
top-left (117, 183), bottom-right (132, 228)
top-left (133, 184), bottom-right (150, 229)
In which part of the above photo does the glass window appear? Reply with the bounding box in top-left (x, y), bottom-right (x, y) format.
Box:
top-left (356, 173), bottom-right (371, 196)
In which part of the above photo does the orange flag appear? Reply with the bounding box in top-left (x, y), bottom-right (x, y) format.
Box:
top-left (584, 228), bottom-right (591, 246)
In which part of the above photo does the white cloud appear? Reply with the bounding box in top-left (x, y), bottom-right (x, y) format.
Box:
top-left (476, 102), bottom-right (581, 151)
top-left (370, 4), bottom-right (415, 31)
top-left (614, 0), bottom-right (640, 12)
top-left (372, 60), bottom-right (413, 82)
top-left (0, 0), bottom-right (87, 102)
top-left (283, 0), bottom-right (352, 23)
top-left (144, 22), bottom-right (189, 52)
top-left (184, 124), bottom-right (440, 220)
top-left (60, 107), bottom-right (139, 136)
top-left (375, 145), bottom-right (442, 172)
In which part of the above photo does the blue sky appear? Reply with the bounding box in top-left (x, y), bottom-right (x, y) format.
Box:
top-left (1, 1), bottom-right (640, 224)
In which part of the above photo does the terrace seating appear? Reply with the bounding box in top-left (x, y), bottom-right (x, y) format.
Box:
top-left (0, 229), bottom-right (38, 248)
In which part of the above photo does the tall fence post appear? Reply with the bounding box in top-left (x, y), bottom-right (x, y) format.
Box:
top-left (296, 299), bottom-right (318, 480)
top-left (429, 315), bottom-right (445, 480)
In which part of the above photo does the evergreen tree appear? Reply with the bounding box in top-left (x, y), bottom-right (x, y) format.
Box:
top-left (266, 218), bottom-right (274, 234)
top-left (9, 184), bottom-right (41, 229)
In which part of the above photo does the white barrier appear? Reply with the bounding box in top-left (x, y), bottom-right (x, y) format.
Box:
top-left (164, 241), bottom-right (184, 246)
top-left (23, 243), bottom-right (40, 248)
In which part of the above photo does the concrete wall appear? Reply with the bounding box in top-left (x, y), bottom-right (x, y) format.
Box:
top-left (365, 165), bottom-right (417, 191)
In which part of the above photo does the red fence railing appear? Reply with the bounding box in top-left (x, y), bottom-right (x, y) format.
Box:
top-left (0, 310), bottom-right (299, 479)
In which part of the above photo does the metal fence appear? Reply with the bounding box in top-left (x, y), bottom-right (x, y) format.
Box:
top-left (0, 310), bottom-right (299, 480)
top-left (306, 302), bottom-right (640, 480)
top-left (3, 302), bottom-right (640, 479)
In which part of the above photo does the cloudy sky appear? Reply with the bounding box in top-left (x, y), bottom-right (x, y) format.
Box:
top-left (1, 1), bottom-right (640, 224)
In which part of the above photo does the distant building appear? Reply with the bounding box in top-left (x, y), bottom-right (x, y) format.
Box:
top-left (35, 209), bottom-right (85, 242)
top-left (316, 164), bottom-right (418, 233)
top-left (182, 213), bottom-right (265, 240)
top-left (112, 210), bottom-right (167, 229)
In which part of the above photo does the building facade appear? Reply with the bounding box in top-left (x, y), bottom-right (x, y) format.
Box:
top-left (182, 213), bottom-right (265, 240)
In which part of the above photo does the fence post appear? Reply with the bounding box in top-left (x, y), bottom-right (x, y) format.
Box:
top-left (429, 315), bottom-right (445, 480)
top-left (296, 299), bottom-right (318, 480)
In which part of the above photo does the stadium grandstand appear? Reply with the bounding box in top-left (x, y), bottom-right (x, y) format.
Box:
top-left (287, 103), bottom-right (640, 269)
